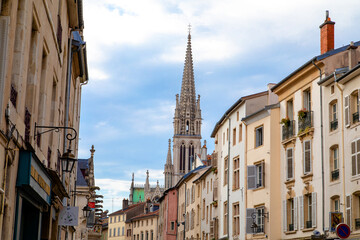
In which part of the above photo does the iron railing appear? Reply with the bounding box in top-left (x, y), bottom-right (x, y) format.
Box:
top-left (282, 120), bottom-right (295, 141)
top-left (353, 111), bottom-right (359, 124)
top-left (298, 111), bottom-right (313, 133)
top-left (331, 169), bottom-right (339, 181)
top-left (330, 119), bottom-right (338, 131)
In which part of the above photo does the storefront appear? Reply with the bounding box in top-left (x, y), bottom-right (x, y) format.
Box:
top-left (14, 151), bottom-right (51, 240)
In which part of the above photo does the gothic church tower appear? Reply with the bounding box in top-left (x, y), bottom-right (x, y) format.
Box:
top-left (164, 29), bottom-right (202, 188)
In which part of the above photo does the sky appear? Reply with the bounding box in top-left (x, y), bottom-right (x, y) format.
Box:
top-left (77, 0), bottom-right (360, 212)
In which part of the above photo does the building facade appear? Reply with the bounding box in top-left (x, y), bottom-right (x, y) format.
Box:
top-left (158, 187), bottom-right (178, 240)
top-left (0, 0), bottom-right (88, 239)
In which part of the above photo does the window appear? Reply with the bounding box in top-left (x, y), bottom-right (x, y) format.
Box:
top-left (118, 215), bottom-right (120, 222)
top-left (303, 89), bottom-right (311, 111)
top-left (353, 194), bottom-right (360, 230)
top-left (330, 146), bottom-right (339, 181)
top-left (224, 202), bottom-right (228, 235)
top-left (223, 132), bottom-right (225, 145)
top-left (233, 202), bottom-right (240, 236)
top-left (256, 207), bottom-right (265, 233)
top-left (239, 124), bottom-right (242, 142)
top-left (233, 157), bottom-right (240, 190)
top-left (202, 199), bottom-right (205, 220)
top-left (247, 162), bottom-right (264, 189)
top-left (246, 206), bottom-right (265, 234)
top-left (224, 157), bottom-right (228, 186)
top-left (197, 204), bottom-right (200, 225)
top-left (286, 148), bottom-right (294, 180)
top-left (255, 126), bottom-right (263, 147)
top-left (303, 140), bottom-right (312, 174)
top-left (237, 111), bottom-right (239, 121)
top-left (191, 209), bottom-right (195, 229)
top-left (206, 181), bottom-right (209, 194)
top-left (345, 90), bottom-right (360, 126)
top-left (110, 217), bottom-right (112, 223)
top-left (351, 139), bottom-right (360, 176)
top-left (192, 185), bottom-right (195, 203)
top-left (287, 100), bottom-right (294, 120)
top-left (146, 220), bottom-right (148, 226)
top-left (331, 196), bottom-right (340, 212)
top-left (118, 227), bottom-right (120, 236)
top-left (330, 101), bottom-right (338, 131)
top-left (206, 205), bottom-right (209, 223)
top-left (284, 198), bottom-right (298, 232)
top-left (226, 128), bottom-right (229, 142)
top-left (109, 228), bottom-right (112, 237)
top-left (233, 128), bottom-right (236, 145)
top-left (170, 221), bottom-right (175, 230)
top-left (300, 193), bottom-right (316, 229)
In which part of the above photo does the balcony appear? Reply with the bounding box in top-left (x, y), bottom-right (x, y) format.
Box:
top-left (331, 169), bottom-right (339, 181)
top-left (288, 224), bottom-right (294, 231)
top-left (282, 120), bottom-right (295, 141)
top-left (353, 111), bottom-right (359, 124)
top-left (298, 111), bottom-right (313, 133)
top-left (330, 119), bottom-right (338, 131)
top-left (306, 220), bottom-right (312, 229)
top-left (356, 218), bottom-right (360, 230)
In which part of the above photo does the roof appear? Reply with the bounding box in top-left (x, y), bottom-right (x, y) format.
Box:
top-left (336, 63), bottom-right (360, 83)
top-left (175, 165), bottom-right (208, 188)
top-left (158, 186), bottom-right (177, 202)
top-left (241, 103), bottom-right (279, 123)
top-left (108, 202), bottom-right (146, 216)
top-left (76, 159), bottom-right (88, 186)
top-left (130, 210), bottom-right (159, 221)
top-left (193, 166), bottom-right (213, 183)
top-left (271, 40), bottom-right (360, 92)
top-left (210, 91), bottom-right (268, 137)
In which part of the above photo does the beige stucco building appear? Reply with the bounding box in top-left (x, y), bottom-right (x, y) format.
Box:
top-left (272, 12), bottom-right (360, 239)
top-left (0, 0), bottom-right (88, 239)
top-left (176, 165), bottom-right (209, 240)
top-left (318, 57), bottom-right (360, 238)
top-left (132, 209), bottom-right (159, 240)
top-left (242, 94), bottom-right (281, 240)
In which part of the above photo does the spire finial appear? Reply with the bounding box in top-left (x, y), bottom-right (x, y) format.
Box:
top-left (188, 23), bottom-right (191, 34)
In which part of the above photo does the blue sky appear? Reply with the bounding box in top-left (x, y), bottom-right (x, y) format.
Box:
top-left (78, 0), bottom-right (360, 212)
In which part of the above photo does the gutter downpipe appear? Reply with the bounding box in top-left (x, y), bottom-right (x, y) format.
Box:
top-left (184, 182), bottom-right (186, 240)
top-left (312, 60), bottom-right (325, 235)
top-left (241, 120), bottom-right (248, 239)
top-left (334, 76), bottom-right (346, 229)
top-left (227, 118), bottom-right (230, 239)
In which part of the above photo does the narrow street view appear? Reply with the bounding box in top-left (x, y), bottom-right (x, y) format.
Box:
top-left (0, 1), bottom-right (359, 240)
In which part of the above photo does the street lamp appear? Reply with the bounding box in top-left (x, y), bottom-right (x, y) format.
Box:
top-left (61, 148), bottom-right (77, 172)
top-left (82, 205), bottom-right (91, 218)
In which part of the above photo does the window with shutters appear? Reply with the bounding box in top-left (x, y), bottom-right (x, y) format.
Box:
top-left (233, 157), bottom-right (240, 190)
top-left (202, 199), bottom-right (205, 220)
top-left (286, 148), bottom-right (294, 180)
top-left (206, 205), bottom-right (209, 224)
top-left (255, 206), bottom-right (265, 233)
top-left (303, 140), bottom-right (312, 175)
top-left (351, 138), bottom-right (360, 176)
top-left (224, 201), bottom-right (228, 235)
top-left (233, 127), bottom-right (236, 145)
top-left (0, 17), bottom-right (9, 120)
top-left (331, 196), bottom-right (340, 212)
top-left (255, 126), bottom-right (263, 148)
top-left (247, 162), bottom-right (265, 190)
top-left (330, 145), bottom-right (339, 181)
top-left (351, 90), bottom-right (359, 124)
top-left (286, 198), bottom-right (298, 232)
top-left (191, 185), bottom-right (195, 203)
top-left (303, 89), bottom-right (311, 111)
top-left (245, 206), bottom-right (265, 234)
top-left (302, 193), bottom-right (316, 229)
top-left (224, 157), bottom-right (228, 186)
top-left (346, 195), bottom-right (352, 228)
top-left (354, 193), bottom-right (360, 230)
top-left (287, 99), bottom-right (294, 120)
top-left (233, 202), bottom-right (240, 236)
top-left (191, 209), bottom-right (195, 230)
top-left (239, 124), bottom-right (242, 142)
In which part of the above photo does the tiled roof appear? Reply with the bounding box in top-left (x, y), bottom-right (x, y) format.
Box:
top-left (108, 202), bottom-right (145, 216)
top-left (76, 160), bottom-right (88, 186)
top-left (130, 210), bottom-right (159, 221)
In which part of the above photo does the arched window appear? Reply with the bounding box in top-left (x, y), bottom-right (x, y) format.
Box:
top-left (186, 121), bottom-right (189, 133)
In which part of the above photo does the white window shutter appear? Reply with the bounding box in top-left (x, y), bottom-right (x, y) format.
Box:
top-left (247, 165), bottom-right (256, 190)
top-left (346, 195), bottom-right (352, 229)
top-left (282, 200), bottom-right (287, 232)
top-left (294, 197), bottom-right (298, 230)
top-left (344, 95), bottom-right (350, 127)
top-left (246, 208), bottom-right (256, 234)
top-left (312, 192), bottom-right (317, 227)
top-left (299, 196), bottom-right (304, 230)
top-left (0, 17), bottom-right (10, 125)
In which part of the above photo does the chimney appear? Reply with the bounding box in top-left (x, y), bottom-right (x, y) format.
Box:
top-left (347, 41), bottom-right (358, 70)
top-left (123, 198), bottom-right (129, 209)
top-left (319, 10), bottom-right (335, 54)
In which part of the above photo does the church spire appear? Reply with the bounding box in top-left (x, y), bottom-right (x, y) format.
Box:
top-left (166, 139), bottom-right (172, 165)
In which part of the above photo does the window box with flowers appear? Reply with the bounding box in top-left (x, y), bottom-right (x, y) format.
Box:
top-left (298, 109), bottom-right (308, 120)
top-left (281, 117), bottom-right (290, 127)
top-left (212, 167), bottom-right (218, 174)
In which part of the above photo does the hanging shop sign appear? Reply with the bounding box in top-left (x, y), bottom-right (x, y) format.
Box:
top-left (16, 151), bottom-right (51, 205)
top-left (59, 206), bottom-right (79, 226)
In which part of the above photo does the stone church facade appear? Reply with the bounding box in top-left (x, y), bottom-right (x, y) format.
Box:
top-left (164, 31), bottom-right (203, 189)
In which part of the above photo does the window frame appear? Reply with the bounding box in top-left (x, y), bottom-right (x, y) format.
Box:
top-left (286, 148), bottom-right (294, 180)
top-left (303, 140), bottom-right (312, 175)
top-left (255, 125), bottom-right (264, 148)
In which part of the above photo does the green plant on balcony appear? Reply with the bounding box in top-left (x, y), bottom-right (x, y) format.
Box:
top-left (280, 117), bottom-right (290, 126)
top-left (212, 200), bottom-right (218, 207)
top-left (298, 108), bottom-right (308, 120)
top-left (212, 167), bottom-right (218, 174)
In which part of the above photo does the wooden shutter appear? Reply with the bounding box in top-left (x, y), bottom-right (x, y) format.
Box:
top-left (346, 195), bottom-right (352, 229)
top-left (299, 196), bottom-right (304, 230)
top-left (287, 148), bottom-right (293, 180)
top-left (312, 192), bottom-right (317, 227)
top-left (345, 95), bottom-right (350, 127)
top-left (246, 208), bottom-right (256, 234)
top-left (294, 197), bottom-right (298, 230)
top-left (352, 141), bottom-right (356, 176)
top-left (0, 17), bottom-right (9, 125)
top-left (282, 200), bottom-right (287, 232)
top-left (247, 165), bottom-right (256, 189)
top-left (213, 179), bottom-right (218, 201)
top-left (261, 162), bottom-right (265, 187)
top-left (303, 140), bottom-right (311, 174)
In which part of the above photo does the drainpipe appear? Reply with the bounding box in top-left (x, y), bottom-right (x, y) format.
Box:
top-left (242, 120), bottom-right (248, 240)
top-left (334, 78), bottom-right (346, 226)
top-left (312, 60), bottom-right (325, 234)
top-left (227, 118), bottom-right (231, 239)
top-left (184, 182), bottom-right (186, 240)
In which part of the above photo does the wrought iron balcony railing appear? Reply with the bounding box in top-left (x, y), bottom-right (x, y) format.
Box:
top-left (298, 111), bottom-right (313, 133)
top-left (331, 169), bottom-right (339, 181)
top-left (330, 119), bottom-right (338, 131)
top-left (288, 224), bottom-right (294, 231)
top-left (353, 111), bottom-right (359, 124)
top-left (306, 221), bottom-right (312, 229)
top-left (282, 120), bottom-right (295, 141)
